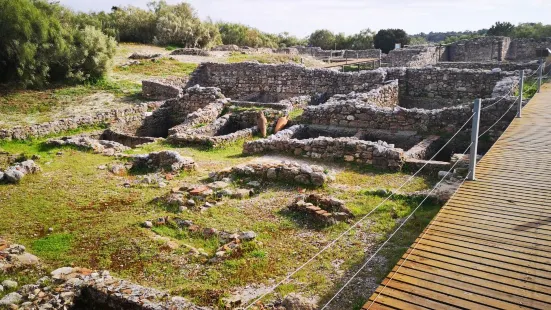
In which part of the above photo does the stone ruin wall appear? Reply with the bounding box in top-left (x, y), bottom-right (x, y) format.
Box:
top-left (138, 85), bottom-right (228, 137)
top-left (435, 61), bottom-right (540, 72)
top-left (343, 49), bottom-right (382, 59)
top-left (447, 37), bottom-right (511, 62)
top-left (243, 125), bottom-right (405, 170)
top-left (324, 80), bottom-right (399, 108)
top-left (402, 68), bottom-right (515, 99)
top-left (188, 62), bottom-right (387, 102)
top-left (506, 38), bottom-right (551, 61)
top-left (0, 105), bottom-right (148, 141)
top-left (386, 46), bottom-right (446, 67)
top-left (300, 96), bottom-right (518, 134)
top-left (142, 78), bottom-right (188, 100)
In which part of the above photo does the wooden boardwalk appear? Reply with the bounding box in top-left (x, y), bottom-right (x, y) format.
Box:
top-left (363, 83), bottom-right (551, 310)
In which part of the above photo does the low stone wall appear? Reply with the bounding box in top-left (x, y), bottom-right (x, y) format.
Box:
top-left (343, 49), bottom-right (382, 59)
top-left (275, 48), bottom-right (299, 55)
top-left (46, 136), bottom-right (129, 156)
top-left (0, 160), bottom-right (40, 184)
top-left (142, 78), bottom-right (187, 100)
top-left (301, 96), bottom-right (518, 134)
top-left (435, 61), bottom-right (540, 72)
top-left (100, 129), bottom-right (157, 148)
top-left (132, 151), bottom-right (196, 172)
top-left (169, 126), bottom-right (257, 147)
top-left (402, 68), bottom-right (516, 99)
top-left (404, 135), bottom-right (441, 160)
top-left (243, 125), bottom-right (405, 170)
top-left (2, 267), bottom-right (208, 310)
top-left (0, 105), bottom-right (147, 141)
top-left (138, 86), bottom-right (228, 137)
top-left (386, 46), bottom-right (445, 67)
top-left (210, 161), bottom-right (334, 187)
top-left (211, 44), bottom-right (240, 51)
top-left (167, 101), bottom-right (225, 135)
top-left (324, 80), bottom-right (399, 108)
top-left (187, 62), bottom-right (386, 102)
top-left (170, 48), bottom-right (211, 56)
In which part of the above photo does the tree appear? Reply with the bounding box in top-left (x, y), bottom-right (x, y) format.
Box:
top-left (512, 23), bottom-right (551, 39)
top-left (374, 29), bottom-right (410, 53)
top-left (348, 29), bottom-right (375, 50)
top-left (0, 0), bottom-right (116, 87)
top-left (487, 21), bottom-right (515, 36)
top-left (308, 29), bottom-right (336, 50)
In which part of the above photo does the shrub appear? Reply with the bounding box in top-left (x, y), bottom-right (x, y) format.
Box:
top-left (0, 0), bottom-right (116, 87)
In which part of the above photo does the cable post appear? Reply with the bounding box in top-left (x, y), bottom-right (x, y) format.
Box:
top-left (518, 70), bottom-right (524, 118)
top-left (468, 99), bottom-right (481, 181)
top-left (538, 58), bottom-right (544, 93)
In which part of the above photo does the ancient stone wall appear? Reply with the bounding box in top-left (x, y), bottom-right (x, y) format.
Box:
top-left (138, 86), bottom-right (228, 137)
top-left (167, 101), bottom-right (225, 135)
top-left (506, 38), bottom-right (551, 60)
top-left (301, 96), bottom-right (518, 134)
top-left (403, 68), bottom-right (515, 99)
top-left (142, 78), bottom-right (187, 100)
top-left (170, 48), bottom-right (211, 56)
top-left (386, 46), bottom-right (445, 67)
top-left (99, 129), bottom-right (157, 148)
top-left (435, 61), bottom-right (540, 72)
top-left (187, 62), bottom-right (387, 102)
top-left (447, 37), bottom-right (510, 61)
top-left (243, 125), bottom-right (405, 170)
top-left (343, 49), bottom-right (382, 59)
top-left (324, 80), bottom-right (399, 108)
top-left (0, 105), bottom-right (147, 141)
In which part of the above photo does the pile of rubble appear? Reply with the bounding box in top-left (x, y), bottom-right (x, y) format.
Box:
top-left (0, 267), bottom-right (208, 309)
top-left (289, 194), bottom-right (353, 225)
top-left (47, 136), bottom-right (129, 156)
top-left (142, 216), bottom-right (257, 263)
top-left (0, 160), bottom-right (41, 184)
top-left (209, 161), bottom-right (334, 187)
top-left (0, 240), bottom-right (40, 273)
top-left (132, 151), bottom-right (197, 173)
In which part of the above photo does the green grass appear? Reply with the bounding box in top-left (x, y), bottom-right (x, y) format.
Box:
top-left (114, 58), bottom-right (198, 77)
top-left (31, 233), bottom-right (74, 260)
top-left (288, 108), bottom-right (304, 121)
top-left (0, 128), bottom-right (438, 307)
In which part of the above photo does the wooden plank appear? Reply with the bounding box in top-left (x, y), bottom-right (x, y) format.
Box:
top-left (364, 85), bottom-right (551, 309)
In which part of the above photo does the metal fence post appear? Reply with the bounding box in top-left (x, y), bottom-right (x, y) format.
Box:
top-left (538, 59), bottom-right (543, 93)
top-left (468, 99), bottom-right (481, 181)
top-left (518, 70), bottom-right (524, 118)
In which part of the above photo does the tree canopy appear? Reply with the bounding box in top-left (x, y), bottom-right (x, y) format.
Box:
top-left (374, 29), bottom-right (410, 53)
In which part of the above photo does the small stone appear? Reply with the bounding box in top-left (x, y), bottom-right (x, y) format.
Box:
top-left (109, 164), bottom-right (126, 175)
top-left (266, 168), bottom-right (277, 179)
top-left (158, 182), bottom-right (167, 188)
top-left (0, 292), bottom-right (22, 306)
top-left (143, 221), bottom-right (153, 228)
top-left (97, 165), bottom-right (107, 170)
top-left (186, 199), bottom-right (196, 207)
top-left (56, 152), bottom-right (63, 156)
top-left (207, 181), bottom-right (229, 190)
top-left (202, 227), bottom-right (218, 238)
top-left (238, 231), bottom-right (257, 241)
top-left (247, 181), bottom-right (261, 188)
top-left (51, 267), bottom-right (75, 279)
top-left (48, 227), bottom-right (53, 232)
top-left (0, 285), bottom-right (3, 292)
top-left (2, 280), bottom-right (18, 290)
top-left (232, 189), bottom-right (251, 199)
top-left (282, 293), bottom-right (316, 310)
top-left (204, 202), bottom-right (214, 208)
top-left (178, 205), bottom-right (187, 212)
top-left (219, 189), bottom-right (234, 197)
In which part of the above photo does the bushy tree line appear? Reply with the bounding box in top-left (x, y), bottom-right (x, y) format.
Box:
top-left (487, 22), bottom-right (551, 39)
top-left (307, 29), bottom-right (376, 50)
top-left (0, 0), bottom-right (116, 88)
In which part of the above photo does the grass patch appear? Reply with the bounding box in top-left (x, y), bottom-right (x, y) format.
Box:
top-left (31, 233), bottom-right (74, 260)
top-left (114, 58), bottom-right (198, 77)
top-left (288, 108), bottom-right (304, 121)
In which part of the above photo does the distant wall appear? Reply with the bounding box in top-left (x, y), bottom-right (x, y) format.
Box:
top-left (142, 78), bottom-right (187, 100)
top-left (387, 46), bottom-right (446, 67)
top-left (506, 38), bottom-right (551, 61)
top-left (324, 80), bottom-right (399, 108)
top-left (435, 61), bottom-right (540, 72)
top-left (343, 49), bottom-right (382, 59)
top-left (188, 62), bottom-right (387, 102)
top-left (447, 37), bottom-right (510, 62)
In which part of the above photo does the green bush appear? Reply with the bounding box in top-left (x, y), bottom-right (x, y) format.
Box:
top-left (0, 0), bottom-right (116, 87)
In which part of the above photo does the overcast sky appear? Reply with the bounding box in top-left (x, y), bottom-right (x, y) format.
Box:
top-left (59, 0), bottom-right (551, 37)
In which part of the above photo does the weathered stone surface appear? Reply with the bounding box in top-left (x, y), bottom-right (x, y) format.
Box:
top-left (170, 48), bottom-right (211, 56)
top-left (132, 151), bottom-right (197, 172)
top-left (282, 293), bottom-right (316, 310)
top-left (210, 161), bottom-right (334, 187)
top-left (1, 160), bottom-right (40, 184)
top-left (47, 136), bottom-right (130, 156)
top-left (0, 292), bottom-right (22, 306)
top-left (0, 105), bottom-right (147, 141)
